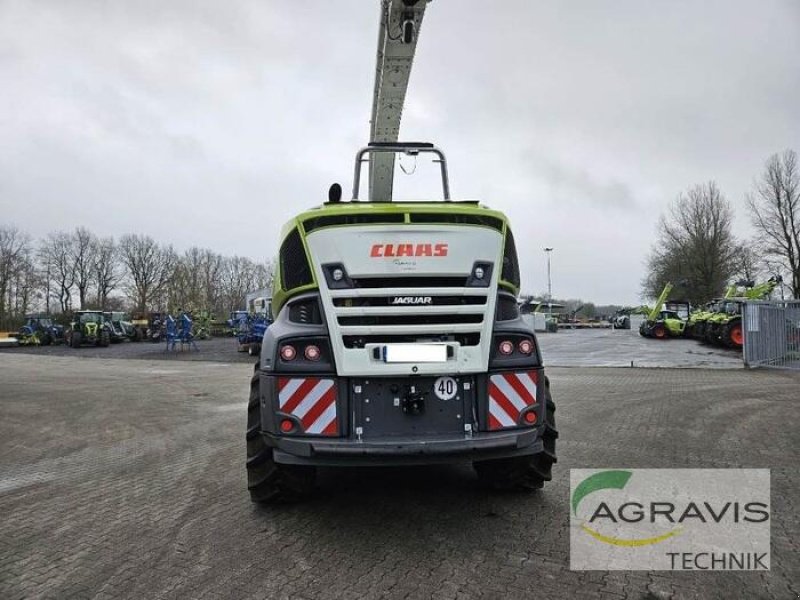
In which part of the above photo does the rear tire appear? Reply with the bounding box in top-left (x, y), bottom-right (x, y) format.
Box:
top-left (70, 331), bottom-right (82, 348)
top-left (99, 331), bottom-right (110, 347)
top-left (246, 366), bottom-right (316, 503)
top-left (722, 319), bottom-right (743, 349)
top-left (474, 378), bottom-right (558, 491)
top-left (652, 324), bottom-right (666, 339)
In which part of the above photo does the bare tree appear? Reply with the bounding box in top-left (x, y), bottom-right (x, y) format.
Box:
top-left (119, 234), bottom-right (175, 311)
top-left (731, 242), bottom-right (762, 284)
top-left (0, 226), bottom-right (32, 326)
top-left (200, 250), bottom-right (223, 313)
top-left (643, 182), bottom-right (738, 304)
top-left (747, 150), bottom-right (800, 298)
top-left (39, 231), bottom-right (76, 313)
top-left (72, 227), bottom-right (97, 308)
top-left (94, 237), bottom-right (120, 308)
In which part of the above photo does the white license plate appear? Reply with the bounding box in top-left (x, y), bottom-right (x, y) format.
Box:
top-left (383, 344), bottom-right (447, 363)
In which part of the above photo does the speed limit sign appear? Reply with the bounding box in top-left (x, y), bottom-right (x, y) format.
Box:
top-left (433, 376), bottom-right (458, 401)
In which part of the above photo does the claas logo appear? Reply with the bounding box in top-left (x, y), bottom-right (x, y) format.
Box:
top-left (370, 243), bottom-right (448, 258)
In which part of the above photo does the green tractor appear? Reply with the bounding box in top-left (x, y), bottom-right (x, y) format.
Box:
top-left (66, 310), bottom-right (111, 348)
top-left (638, 283), bottom-right (690, 339)
top-left (704, 276), bottom-right (782, 349)
top-left (686, 285), bottom-right (737, 340)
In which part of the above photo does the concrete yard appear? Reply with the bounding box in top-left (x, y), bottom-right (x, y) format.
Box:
top-left (1, 351), bottom-right (798, 599)
top-left (0, 326), bottom-right (744, 369)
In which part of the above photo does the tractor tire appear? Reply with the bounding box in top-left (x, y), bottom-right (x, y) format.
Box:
top-left (70, 331), bottom-right (82, 348)
top-left (246, 366), bottom-right (316, 503)
top-left (693, 322), bottom-right (705, 340)
top-left (652, 324), bottom-right (667, 339)
top-left (99, 331), bottom-right (110, 347)
top-left (474, 377), bottom-right (558, 492)
top-left (41, 333), bottom-right (53, 346)
top-left (133, 328), bottom-right (143, 342)
top-left (722, 319), bottom-right (744, 349)
top-left (248, 343), bottom-right (261, 357)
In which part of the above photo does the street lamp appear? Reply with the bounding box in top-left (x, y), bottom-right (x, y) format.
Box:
top-left (544, 247), bottom-right (553, 317)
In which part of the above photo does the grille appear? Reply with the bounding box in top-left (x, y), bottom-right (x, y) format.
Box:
top-left (288, 297), bottom-right (323, 324)
top-left (343, 333), bottom-right (481, 348)
top-left (279, 229), bottom-right (313, 290)
top-left (333, 295), bottom-right (486, 307)
top-left (303, 213), bottom-right (405, 233)
top-left (496, 293), bottom-right (520, 321)
top-left (350, 276), bottom-right (468, 288)
top-left (338, 314), bottom-right (484, 327)
top-left (407, 213), bottom-right (504, 232)
top-left (501, 228), bottom-right (520, 288)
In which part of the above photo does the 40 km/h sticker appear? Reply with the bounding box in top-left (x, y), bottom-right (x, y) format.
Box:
top-left (433, 376), bottom-right (458, 401)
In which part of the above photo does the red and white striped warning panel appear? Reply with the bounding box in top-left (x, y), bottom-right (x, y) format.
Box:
top-left (488, 370), bottom-right (538, 430)
top-left (277, 377), bottom-right (338, 436)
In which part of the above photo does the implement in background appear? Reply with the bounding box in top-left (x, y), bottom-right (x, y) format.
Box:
top-left (743, 300), bottom-right (800, 370)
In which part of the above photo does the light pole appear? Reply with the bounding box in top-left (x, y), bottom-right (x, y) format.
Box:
top-left (544, 247), bottom-right (553, 317)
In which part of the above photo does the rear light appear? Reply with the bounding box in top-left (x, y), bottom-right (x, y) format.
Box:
top-left (280, 419), bottom-right (294, 433)
top-left (518, 339), bottom-right (533, 355)
top-left (498, 340), bottom-right (514, 355)
top-left (523, 411), bottom-right (537, 425)
top-left (304, 344), bottom-right (321, 361)
top-left (280, 345), bottom-right (296, 361)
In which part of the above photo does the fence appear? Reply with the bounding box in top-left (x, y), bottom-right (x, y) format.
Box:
top-left (743, 300), bottom-right (800, 370)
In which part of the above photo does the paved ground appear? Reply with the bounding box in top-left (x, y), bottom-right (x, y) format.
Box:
top-left (0, 327), bottom-right (742, 369)
top-left (0, 336), bottom-right (254, 363)
top-left (1, 354), bottom-right (797, 599)
top-left (539, 328), bottom-right (742, 369)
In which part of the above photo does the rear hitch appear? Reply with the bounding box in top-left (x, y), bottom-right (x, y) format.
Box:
top-left (402, 389), bottom-right (426, 415)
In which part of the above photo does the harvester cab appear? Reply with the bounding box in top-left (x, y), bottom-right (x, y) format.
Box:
top-left (67, 311), bottom-right (111, 348)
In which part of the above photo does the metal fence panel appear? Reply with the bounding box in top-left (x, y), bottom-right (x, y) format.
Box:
top-left (743, 301), bottom-right (800, 369)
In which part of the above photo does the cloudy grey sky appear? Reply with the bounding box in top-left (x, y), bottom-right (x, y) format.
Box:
top-left (1, 0), bottom-right (798, 305)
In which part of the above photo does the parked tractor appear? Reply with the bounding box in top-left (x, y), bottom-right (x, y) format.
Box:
top-left (17, 315), bottom-right (65, 346)
top-left (703, 276), bottom-right (782, 349)
top-left (66, 311), bottom-right (111, 348)
top-left (104, 311), bottom-right (135, 343)
top-left (638, 284), bottom-right (690, 339)
top-left (686, 285), bottom-right (737, 340)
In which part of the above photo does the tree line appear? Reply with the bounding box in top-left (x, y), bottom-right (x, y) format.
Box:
top-left (644, 150), bottom-right (800, 304)
top-left (0, 228), bottom-right (274, 329)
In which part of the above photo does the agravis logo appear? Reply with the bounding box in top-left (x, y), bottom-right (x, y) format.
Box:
top-left (572, 470), bottom-right (685, 547)
top-left (569, 469), bottom-right (771, 571)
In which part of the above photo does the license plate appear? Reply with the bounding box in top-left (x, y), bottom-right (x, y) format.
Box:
top-left (383, 343), bottom-right (447, 363)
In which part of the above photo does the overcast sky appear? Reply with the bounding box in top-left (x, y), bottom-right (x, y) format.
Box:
top-left (1, 0), bottom-right (798, 305)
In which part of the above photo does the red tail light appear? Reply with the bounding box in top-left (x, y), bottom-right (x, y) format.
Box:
top-left (280, 345), bottom-right (296, 361)
top-left (280, 419), bottom-right (294, 433)
top-left (498, 340), bottom-right (514, 355)
top-left (518, 339), bottom-right (534, 355)
top-left (304, 344), bottom-right (321, 361)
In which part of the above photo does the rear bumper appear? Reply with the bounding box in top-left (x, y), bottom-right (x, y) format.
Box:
top-left (265, 427), bottom-right (543, 467)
